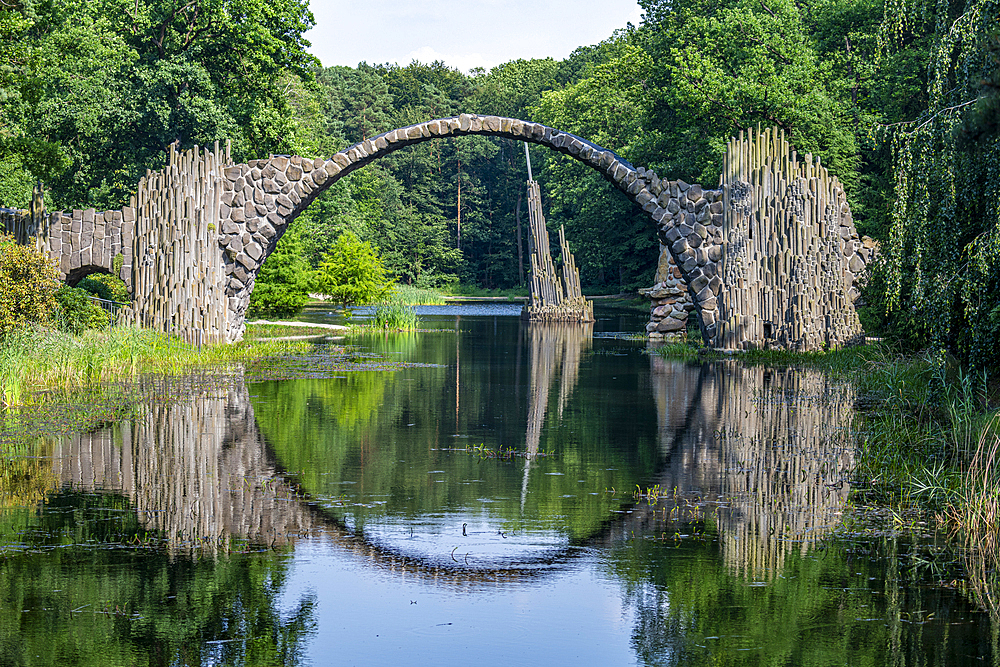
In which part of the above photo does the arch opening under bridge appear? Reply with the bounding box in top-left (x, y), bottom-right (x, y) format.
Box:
top-left (214, 114), bottom-right (713, 342)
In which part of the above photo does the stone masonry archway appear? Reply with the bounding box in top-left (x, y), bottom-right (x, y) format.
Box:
top-left (217, 116), bottom-right (867, 347)
top-left (217, 115), bottom-right (680, 340)
top-left (2, 116), bottom-right (869, 349)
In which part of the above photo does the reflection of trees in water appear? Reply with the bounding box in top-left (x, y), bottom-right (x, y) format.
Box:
top-left (0, 496), bottom-right (316, 666)
top-left (646, 357), bottom-right (854, 579)
top-left (0, 451), bottom-right (57, 509)
top-left (44, 347), bottom-right (848, 584)
top-left (44, 380), bottom-right (561, 584)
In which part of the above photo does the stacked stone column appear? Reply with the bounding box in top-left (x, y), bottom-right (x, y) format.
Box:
top-left (641, 246), bottom-right (694, 339)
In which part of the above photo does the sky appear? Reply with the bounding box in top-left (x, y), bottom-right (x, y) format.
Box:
top-left (304, 0), bottom-right (644, 73)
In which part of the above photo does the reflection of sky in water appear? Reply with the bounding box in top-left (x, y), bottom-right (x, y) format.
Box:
top-left (320, 507), bottom-right (571, 568)
top-left (279, 535), bottom-right (636, 666)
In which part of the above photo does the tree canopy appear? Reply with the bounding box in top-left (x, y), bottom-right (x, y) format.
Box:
top-left (3, 0), bottom-right (998, 363)
top-left (313, 232), bottom-right (393, 306)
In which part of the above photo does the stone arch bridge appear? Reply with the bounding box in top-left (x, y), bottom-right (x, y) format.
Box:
top-left (2, 115), bottom-right (870, 350)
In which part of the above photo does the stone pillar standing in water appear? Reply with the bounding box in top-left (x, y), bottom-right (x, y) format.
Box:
top-left (520, 146), bottom-right (594, 322)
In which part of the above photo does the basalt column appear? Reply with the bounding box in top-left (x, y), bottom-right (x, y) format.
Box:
top-left (521, 180), bottom-right (594, 322)
top-left (129, 142), bottom-right (232, 343)
top-left (715, 127), bottom-right (865, 350)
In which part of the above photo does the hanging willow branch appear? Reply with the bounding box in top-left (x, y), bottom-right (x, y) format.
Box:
top-left (877, 0), bottom-right (1000, 365)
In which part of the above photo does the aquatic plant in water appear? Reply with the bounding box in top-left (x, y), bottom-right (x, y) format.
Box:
top-left (371, 303), bottom-right (418, 330)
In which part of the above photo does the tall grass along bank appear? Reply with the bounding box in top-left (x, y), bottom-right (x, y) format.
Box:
top-left (0, 325), bottom-right (311, 408)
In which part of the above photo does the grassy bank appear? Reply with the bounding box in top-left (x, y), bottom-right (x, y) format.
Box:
top-left (849, 350), bottom-right (995, 512)
top-left (0, 325), bottom-right (312, 408)
top-left (244, 321), bottom-right (348, 340)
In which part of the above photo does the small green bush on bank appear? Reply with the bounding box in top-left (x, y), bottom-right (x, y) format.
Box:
top-left (314, 232), bottom-right (392, 306)
top-left (76, 268), bottom-right (130, 304)
top-left (247, 228), bottom-right (311, 319)
top-left (54, 286), bottom-right (110, 334)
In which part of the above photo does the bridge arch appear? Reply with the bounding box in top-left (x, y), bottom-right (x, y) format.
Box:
top-left (219, 114), bottom-right (724, 342)
top-left (6, 118), bottom-right (868, 350)
top-left (65, 265), bottom-right (114, 287)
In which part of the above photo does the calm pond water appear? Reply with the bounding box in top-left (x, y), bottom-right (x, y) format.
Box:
top-left (0, 304), bottom-right (995, 666)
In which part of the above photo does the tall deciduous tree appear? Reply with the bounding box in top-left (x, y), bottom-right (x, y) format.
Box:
top-left (871, 0), bottom-right (1000, 363)
top-left (639, 0), bottom-right (858, 189)
top-left (2, 0), bottom-right (317, 210)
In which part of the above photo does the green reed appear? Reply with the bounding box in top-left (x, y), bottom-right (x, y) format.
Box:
top-left (370, 303), bottom-right (419, 330)
top-left (0, 325), bottom-right (312, 407)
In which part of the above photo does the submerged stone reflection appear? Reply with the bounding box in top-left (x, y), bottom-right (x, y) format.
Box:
top-left (50, 378), bottom-right (317, 553)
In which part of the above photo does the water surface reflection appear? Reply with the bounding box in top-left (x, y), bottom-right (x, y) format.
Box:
top-left (0, 311), bottom-right (993, 665)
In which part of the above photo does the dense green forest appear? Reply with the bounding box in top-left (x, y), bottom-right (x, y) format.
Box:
top-left (1, 0), bottom-right (998, 362)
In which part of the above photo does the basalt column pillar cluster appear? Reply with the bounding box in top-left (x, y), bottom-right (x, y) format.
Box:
top-left (714, 128), bottom-right (866, 350)
top-left (638, 127), bottom-right (869, 350)
top-left (129, 142), bottom-right (230, 342)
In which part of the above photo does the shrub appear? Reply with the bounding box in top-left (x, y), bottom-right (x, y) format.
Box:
top-left (54, 285), bottom-right (110, 334)
top-left (77, 271), bottom-right (130, 303)
top-left (314, 232), bottom-right (393, 306)
top-left (0, 233), bottom-right (60, 336)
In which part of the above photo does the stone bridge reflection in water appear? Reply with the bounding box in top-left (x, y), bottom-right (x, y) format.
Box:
top-left (50, 333), bottom-right (853, 585)
top-left (638, 357), bottom-right (854, 579)
top-left (51, 378), bottom-right (317, 554)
